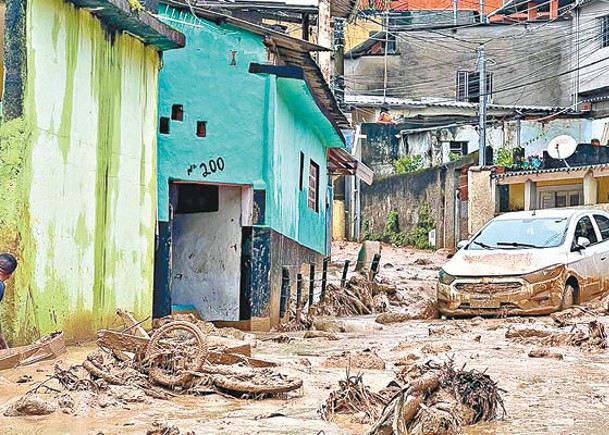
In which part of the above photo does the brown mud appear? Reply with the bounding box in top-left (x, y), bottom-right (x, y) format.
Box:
top-left (2, 243), bottom-right (609, 434)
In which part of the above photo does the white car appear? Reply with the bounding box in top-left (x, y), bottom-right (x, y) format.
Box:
top-left (438, 208), bottom-right (609, 316)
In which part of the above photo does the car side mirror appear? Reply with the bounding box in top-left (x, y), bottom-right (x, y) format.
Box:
top-left (456, 240), bottom-right (468, 250)
top-left (576, 236), bottom-right (591, 250)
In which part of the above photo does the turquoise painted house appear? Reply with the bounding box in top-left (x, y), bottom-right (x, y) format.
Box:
top-left (154, 4), bottom-right (364, 329)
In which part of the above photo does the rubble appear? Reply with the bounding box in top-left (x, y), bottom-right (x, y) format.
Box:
top-left (4, 310), bottom-right (304, 417)
top-left (4, 394), bottom-right (57, 416)
top-left (321, 350), bottom-right (386, 370)
top-left (528, 347), bottom-right (564, 360)
top-left (303, 331), bottom-right (339, 340)
top-left (321, 359), bottom-right (504, 435)
top-left (0, 332), bottom-right (66, 371)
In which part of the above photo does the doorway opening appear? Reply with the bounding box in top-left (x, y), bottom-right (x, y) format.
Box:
top-left (170, 183), bottom-right (243, 321)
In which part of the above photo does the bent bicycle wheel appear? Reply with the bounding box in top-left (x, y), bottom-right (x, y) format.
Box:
top-left (145, 321), bottom-right (208, 388)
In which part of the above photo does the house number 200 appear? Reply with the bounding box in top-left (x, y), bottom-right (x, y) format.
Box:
top-left (187, 157), bottom-right (225, 177)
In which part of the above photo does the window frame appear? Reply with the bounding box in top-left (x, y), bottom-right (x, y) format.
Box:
top-left (594, 214), bottom-right (609, 242)
top-left (307, 160), bottom-right (320, 213)
top-left (572, 215), bottom-right (600, 248)
top-left (600, 15), bottom-right (609, 49)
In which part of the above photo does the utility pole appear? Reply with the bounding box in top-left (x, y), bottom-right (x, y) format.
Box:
top-left (478, 43), bottom-right (487, 166)
top-left (479, 0), bottom-right (485, 23)
top-left (333, 17), bottom-right (346, 110)
top-left (383, 0), bottom-right (389, 102)
top-left (453, 0), bottom-right (458, 25)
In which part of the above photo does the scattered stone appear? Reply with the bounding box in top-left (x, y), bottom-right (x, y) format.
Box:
top-left (528, 347), bottom-right (564, 360)
top-left (57, 393), bottom-right (75, 414)
top-left (428, 324), bottom-right (468, 336)
top-left (375, 301), bottom-right (438, 324)
top-left (4, 394), bottom-right (57, 416)
top-left (505, 325), bottom-right (556, 339)
top-left (470, 317), bottom-right (485, 326)
top-left (110, 386), bottom-right (147, 403)
top-left (15, 374), bottom-right (32, 384)
top-left (303, 331), bottom-right (339, 340)
top-left (394, 352), bottom-right (421, 366)
top-left (146, 421), bottom-right (181, 435)
top-left (383, 263), bottom-right (394, 269)
top-left (413, 258), bottom-right (432, 266)
top-left (421, 343), bottom-right (452, 354)
top-left (322, 350), bottom-right (386, 370)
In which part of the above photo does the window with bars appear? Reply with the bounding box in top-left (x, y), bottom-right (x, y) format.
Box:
top-left (601, 15), bottom-right (609, 48)
top-left (456, 71), bottom-right (493, 103)
top-left (308, 160), bottom-right (319, 212)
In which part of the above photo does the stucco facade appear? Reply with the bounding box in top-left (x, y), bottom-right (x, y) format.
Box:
top-left (155, 5), bottom-right (345, 329)
top-left (0, 0), bottom-right (182, 344)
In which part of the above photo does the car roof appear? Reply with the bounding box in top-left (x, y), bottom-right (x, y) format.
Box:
top-left (493, 208), bottom-right (608, 221)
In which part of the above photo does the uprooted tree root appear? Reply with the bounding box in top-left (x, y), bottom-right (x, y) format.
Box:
top-left (322, 359), bottom-right (505, 435)
top-left (320, 371), bottom-right (386, 424)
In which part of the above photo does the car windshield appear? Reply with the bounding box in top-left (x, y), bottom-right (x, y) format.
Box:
top-left (468, 217), bottom-right (569, 250)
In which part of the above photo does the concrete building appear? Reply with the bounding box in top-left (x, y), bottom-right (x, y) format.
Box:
top-left (344, 20), bottom-right (574, 107)
top-left (153, 4), bottom-right (369, 331)
top-left (0, 0), bottom-right (184, 344)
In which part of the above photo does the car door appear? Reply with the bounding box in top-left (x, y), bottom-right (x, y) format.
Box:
top-left (566, 214), bottom-right (603, 302)
top-left (593, 213), bottom-right (609, 293)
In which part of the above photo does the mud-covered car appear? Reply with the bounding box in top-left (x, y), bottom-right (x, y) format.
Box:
top-left (438, 209), bottom-right (609, 316)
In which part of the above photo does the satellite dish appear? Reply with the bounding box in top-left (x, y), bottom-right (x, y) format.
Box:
top-left (547, 135), bottom-right (577, 159)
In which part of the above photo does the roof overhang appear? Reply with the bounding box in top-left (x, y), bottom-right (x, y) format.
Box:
top-left (327, 147), bottom-right (374, 184)
top-left (67, 0), bottom-right (185, 50)
top-left (250, 63), bottom-right (346, 142)
top-left (161, 0), bottom-right (328, 51)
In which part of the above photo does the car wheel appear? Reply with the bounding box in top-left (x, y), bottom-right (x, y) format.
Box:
top-left (562, 284), bottom-right (575, 310)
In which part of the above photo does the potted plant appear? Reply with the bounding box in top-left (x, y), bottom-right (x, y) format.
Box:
top-left (494, 147), bottom-right (513, 174)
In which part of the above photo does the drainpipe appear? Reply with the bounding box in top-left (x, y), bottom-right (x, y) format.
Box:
top-left (454, 188), bottom-right (460, 248)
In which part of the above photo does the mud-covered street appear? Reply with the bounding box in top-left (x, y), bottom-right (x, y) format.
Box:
top-left (2, 243), bottom-right (609, 434)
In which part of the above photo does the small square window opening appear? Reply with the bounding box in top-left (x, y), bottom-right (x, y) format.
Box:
top-left (160, 117), bottom-right (170, 134)
top-left (197, 121), bottom-right (207, 138)
top-left (172, 104), bottom-right (184, 121)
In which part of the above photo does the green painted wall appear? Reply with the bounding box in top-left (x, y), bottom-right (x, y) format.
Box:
top-left (158, 6), bottom-right (344, 255)
top-left (0, 0), bottom-right (160, 344)
top-left (270, 78), bottom-right (334, 254)
top-left (157, 6), bottom-right (268, 223)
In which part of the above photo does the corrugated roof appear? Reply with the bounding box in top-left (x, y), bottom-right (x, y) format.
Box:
top-left (493, 163), bottom-right (609, 179)
top-left (346, 95), bottom-right (581, 114)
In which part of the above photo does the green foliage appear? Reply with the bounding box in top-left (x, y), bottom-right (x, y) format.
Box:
top-left (363, 203), bottom-right (436, 250)
top-left (494, 147), bottom-right (514, 167)
top-left (448, 152), bottom-right (462, 162)
top-left (394, 154), bottom-right (423, 175)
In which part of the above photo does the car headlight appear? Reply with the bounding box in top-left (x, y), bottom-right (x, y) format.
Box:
top-left (523, 264), bottom-right (564, 284)
top-left (439, 269), bottom-right (456, 285)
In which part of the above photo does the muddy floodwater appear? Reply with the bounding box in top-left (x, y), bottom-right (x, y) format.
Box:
top-left (2, 243), bottom-right (609, 434)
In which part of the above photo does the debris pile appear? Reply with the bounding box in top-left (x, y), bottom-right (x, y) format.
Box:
top-left (320, 372), bottom-right (386, 424)
top-left (3, 310), bottom-right (303, 417)
top-left (311, 274), bottom-right (381, 317)
top-left (507, 321), bottom-right (607, 350)
top-left (321, 350), bottom-right (386, 370)
top-left (321, 359), bottom-right (505, 435)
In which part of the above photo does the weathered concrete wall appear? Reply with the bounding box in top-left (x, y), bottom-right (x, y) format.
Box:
top-left (574, 1), bottom-right (609, 100)
top-left (468, 167), bottom-right (496, 237)
top-left (171, 186), bottom-right (243, 321)
top-left (0, 0), bottom-right (160, 344)
top-left (361, 167), bottom-right (447, 248)
top-left (346, 22), bottom-right (572, 106)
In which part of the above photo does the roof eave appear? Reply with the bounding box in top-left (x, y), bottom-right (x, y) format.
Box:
top-left (67, 0), bottom-right (185, 50)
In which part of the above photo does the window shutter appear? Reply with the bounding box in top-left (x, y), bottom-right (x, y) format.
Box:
top-left (456, 71), bottom-right (468, 101)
